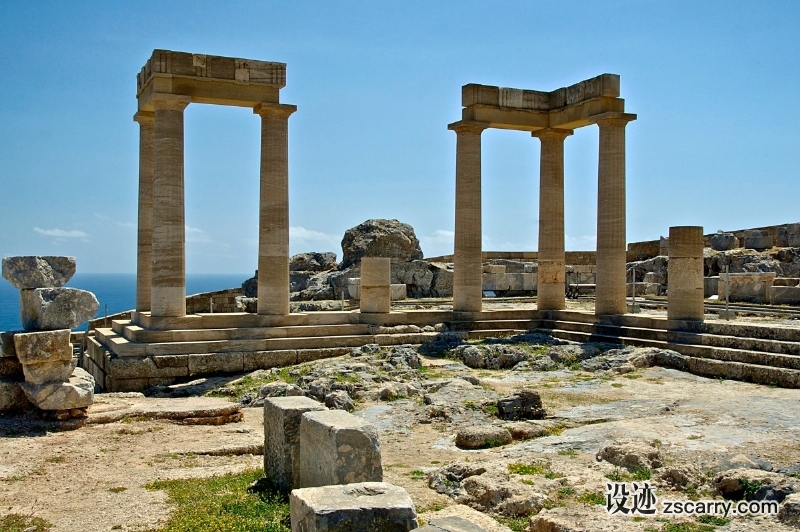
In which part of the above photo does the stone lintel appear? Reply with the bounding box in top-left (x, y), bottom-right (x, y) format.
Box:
top-left (138, 49), bottom-right (286, 93)
top-left (462, 74), bottom-right (620, 110)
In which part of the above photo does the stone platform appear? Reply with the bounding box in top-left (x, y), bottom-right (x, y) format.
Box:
top-left (84, 308), bottom-right (800, 391)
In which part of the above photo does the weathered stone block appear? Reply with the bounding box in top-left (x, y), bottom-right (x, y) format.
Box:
top-left (20, 288), bottom-right (99, 330)
top-left (13, 329), bottom-right (72, 365)
top-left (770, 286), bottom-right (800, 306)
top-left (22, 358), bottom-right (76, 385)
top-left (496, 390), bottom-right (546, 420)
top-left (1, 331), bottom-right (20, 358)
top-left (296, 409), bottom-right (382, 488)
top-left (264, 396), bottom-right (328, 492)
top-left (187, 353), bottom-right (244, 375)
top-left (290, 482), bottom-right (417, 532)
top-left (20, 367), bottom-right (94, 410)
top-left (2, 256), bottom-right (76, 289)
top-left (719, 272), bottom-right (776, 304)
top-left (0, 378), bottom-right (32, 412)
top-left (743, 230), bottom-right (773, 250)
top-left (0, 357), bottom-right (23, 378)
top-left (417, 516), bottom-right (488, 532)
top-left (710, 232), bottom-right (738, 251)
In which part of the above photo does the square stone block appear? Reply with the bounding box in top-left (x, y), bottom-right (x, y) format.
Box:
top-left (361, 286), bottom-right (391, 314)
top-left (361, 258), bottom-right (391, 287)
top-left (290, 482), bottom-right (417, 532)
top-left (296, 409), bottom-right (382, 488)
top-left (264, 396), bottom-right (328, 492)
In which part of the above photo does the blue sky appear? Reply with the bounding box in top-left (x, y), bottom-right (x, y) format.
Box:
top-left (1, 1), bottom-right (798, 273)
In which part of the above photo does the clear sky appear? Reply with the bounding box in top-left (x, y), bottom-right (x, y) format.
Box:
top-left (1, 1), bottom-right (799, 273)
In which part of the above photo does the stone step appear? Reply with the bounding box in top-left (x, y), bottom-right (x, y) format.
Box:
top-left (546, 327), bottom-right (800, 379)
top-left (450, 319), bottom-right (539, 332)
top-left (540, 319), bottom-right (800, 363)
top-left (467, 329), bottom-right (528, 340)
top-left (119, 322), bottom-right (372, 343)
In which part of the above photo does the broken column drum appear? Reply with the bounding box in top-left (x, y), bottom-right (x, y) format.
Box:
top-left (134, 50), bottom-right (296, 324)
top-left (449, 75), bottom-right (636, 315)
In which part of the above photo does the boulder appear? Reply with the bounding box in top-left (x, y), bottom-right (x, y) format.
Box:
top-left (455, 425), bottom-right (512, 449)
top-left (2, 256), bottom-right (76, 289)
top-left (596, 440), bottom-right (663, 472)
top-left (324, 390), bottom-right (355, 412)
top-left (290, 252), bottom-right (337, 272)
top-left (779, 493), bottom-right (800, 528)
top-left (20, 288), bottom-right (99, 330)
top-left (340, 219), bottom-right (423, 269)
top-left (20, 367), bottom-right (94, 410)
top-left (712, 468), bottom-right (798, 502)
top-left (0, 378), bottom-right (32, 412)
top-left (460, 470), bottom-right (547, 516)
top-left (241, 270), bottom-right (258, 297)
top-left (496, 390), bottom-right (546, 421)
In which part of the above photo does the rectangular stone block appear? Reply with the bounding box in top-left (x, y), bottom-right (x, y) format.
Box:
top-left (743, 230), bottom-right (773, 250)
top-left (770, 286), bottom-right (800, 305)
top-left (187, 353), bottom-right (244, 375)
top-left (290, 482), bottom-right (417, 532)
top-left (482, 265), bottom-right (506, 274)
top-left (13, 329), bottom-right (72, 365)
top-left (390, 284), bottom-right (407, 301)
top-left (719, 272), bottom-right (776, 304)
top-left (264, 396), bottom-right (328, 492)
top-left (243, 350), bottom-right (297, 371)
top-left (1, 331), bottom-right (20, 358)
top-left (361, 286), bottom-right (391, 314)
top-left (296, 409), bottom-right (382, 488)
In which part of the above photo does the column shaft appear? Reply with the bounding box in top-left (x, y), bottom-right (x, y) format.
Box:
top-left (134, 111), bottom-right (154, 313)
top-left (451, 123), bottom-right (486, 312)
top-left (533, 128), bottom-right (572, 310)
top-left (254, 103), bottom-right (296, 315)
top-left (595, 117), bottom-right (631, 315)
top-left (151, 97), bottom-right (189, 318)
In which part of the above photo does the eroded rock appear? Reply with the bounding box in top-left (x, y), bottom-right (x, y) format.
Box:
top-left (2, 256), bottom-right (76, 289)
top-left (340, 219), bottom-right (423, 269)
top-left (20, 288), bottom-right (99, 330)
top-left (455, 425), bottom-right (512, 449)
top-left (596, 440), bottom-right (664, 472)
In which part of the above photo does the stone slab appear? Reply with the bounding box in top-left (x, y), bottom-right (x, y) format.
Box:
top-left (2, 256), bottom-right (76, 289)
top-left (20, 288), bottom-right (99, 330)
top-left (771, 286), bottom-right (800, 306)
top-left (418, 516), bottom-right (488, 532)
top-left (264, 396), bottom-right (328, 492)
top-left (296, 409), bottom-right (382, 488)
top-left (22, 358), bottom-right (76, 385)
top-left (13, 329), bottom-right (72, 365)
top-left (87, 394), bottom-right (242, 424)
top-left (290, 482), bottom-right (417, 532)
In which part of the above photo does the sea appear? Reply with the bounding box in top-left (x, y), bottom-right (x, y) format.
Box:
top-left (0, 273), bottom-right (249, 332)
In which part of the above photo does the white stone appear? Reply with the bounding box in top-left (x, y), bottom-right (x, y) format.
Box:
top-left (20, 288), bottom-right (99, 330)
top-left (2, 256), bottom-right (76, 289)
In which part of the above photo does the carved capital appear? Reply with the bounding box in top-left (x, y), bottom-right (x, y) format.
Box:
top-left (589, 112), bottom-right (637, 128)
top-left (448, 120), bottom-right (489, 135)
top-left (253, 102), bottom-right (297, 118)
top-left (531, 128), bottom-right (573, 141)
top-left (151, 94), bottom-right (191, 112)
top-left (133, 110), bottom-right (155, 124)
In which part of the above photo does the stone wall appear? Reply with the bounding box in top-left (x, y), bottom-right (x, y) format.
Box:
top-left (186, 288), bottom-right (243, 314)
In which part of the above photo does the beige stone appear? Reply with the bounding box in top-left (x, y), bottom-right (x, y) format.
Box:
top-left (13, 329), bottom-right (72, 366)
top-left (450, 122), bottom-right (487, 312)
top-left (360, 258), bottom-right (391, 314)
top-left (134, 111), bottom-right (154, 312)
top-left (533, 128), bottom-right (572, 310)
top-left (668, 226), bottom-right (704, 321)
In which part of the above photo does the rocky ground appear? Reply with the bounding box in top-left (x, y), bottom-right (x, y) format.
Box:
top-left (2, 324), bottom-right (800, 531)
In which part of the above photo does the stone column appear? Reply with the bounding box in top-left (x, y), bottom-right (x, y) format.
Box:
top-left (253, 103), bottom-right (296, 315)
top-left (449, 122), bottom-right (487, 313)
top-left (151, 95), bottom-right (190, 318)
top-left (668, 226), bottom-right (705, 321)
top-left (594, 114), bottom-right (635, 316)
top-left (532, 128), bottom-right (573, 310)
top-left (360, 257), bottom-right (391, 313)
top-left (134, 111), bottom-right (154, 312)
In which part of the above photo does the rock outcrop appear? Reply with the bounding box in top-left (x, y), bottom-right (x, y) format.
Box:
top-left (340, 219), bottom-right (423, 269)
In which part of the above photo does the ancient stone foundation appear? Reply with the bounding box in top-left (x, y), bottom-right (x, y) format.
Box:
top-left (667, 226), bottom-right (704, 321)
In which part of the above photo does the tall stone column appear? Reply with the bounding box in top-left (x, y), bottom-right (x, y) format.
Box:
top-left (134, 111), bottom-right (154, 313)
top-left (151, 95), bottom-right (190, 318)
top-left (668, 226), bottom-right (705, 321)
top-left (532, 128), bottom-right (572, 310)
top-left (594, 114), bottom-right (635, 316)
top-left (254, 103), bottom-right (296, 315)
top-left (449, 122), bottom-right (487, 312)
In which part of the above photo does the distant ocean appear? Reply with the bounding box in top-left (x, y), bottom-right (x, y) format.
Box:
top-left (0, 273), bottom-right (249, 332)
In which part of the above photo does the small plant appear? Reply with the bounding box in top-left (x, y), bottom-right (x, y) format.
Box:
top-left (557, 487), bottom-right (575, 498)
top-left (605, 467), bottom-right (627, 482)
top-left (508, 462), bottom-right (547, 475)
top-left (495, 516), bottom-right (530, 532)
top-left (421, 501), bottom-right (446, 512)
top-left (611, 383), bottom-right (623, 388)
top-left (45, 456), bottom-right (66, 463)
top-left (482, 404), bottom-right (499, 416)
top-left (631, 467), bottom-right (651, 481)
top-left (623, 373), bottom-right (642, 379)
top-left (544, 471), bottom-right (565, 479)
top-left (0, 514), bottom-right (52, 532)
top-left (739, 478), bottom-right (763, 500)
top-left (544, 425), bottom-right (565, 436)
top-left (108, 486), bottom-right (127, 493)
top-left (696, 515), bottom-right (730, 526)
top-left (557, 449), bottom-right (577, 457)
top-left (577, 491), bottom-right (605, 505)
top-left (409, 470), bottom-right (427, 480)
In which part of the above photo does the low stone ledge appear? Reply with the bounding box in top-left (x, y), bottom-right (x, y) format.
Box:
top-left (290, 482), bottom-right (417, 532)
top-left (187, 352), bottom-right (244, 375)
top-left (296, 409), bottom-right (383, 488)
top-left (264, 396), bottom-right (328, 492)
